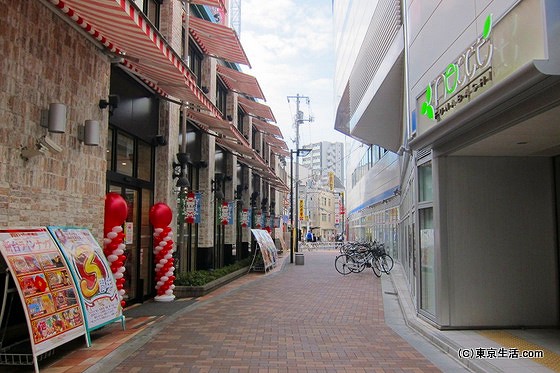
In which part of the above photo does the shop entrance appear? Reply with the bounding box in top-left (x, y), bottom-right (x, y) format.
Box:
top-left (107, 183), bottom-right (154, 305)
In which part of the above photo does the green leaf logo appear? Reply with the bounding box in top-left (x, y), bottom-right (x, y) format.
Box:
top-left (482, 13), bottom-right (493, 39)
top-left (421, 84), bottom-right (435, 120)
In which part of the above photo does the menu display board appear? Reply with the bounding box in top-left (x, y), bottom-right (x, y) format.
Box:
top-left (251, 229), bottom-right (278, 271)
top-left (0, 228), bottom-right (86, 356)
top-left (48, 227), bottom-right (123, 332)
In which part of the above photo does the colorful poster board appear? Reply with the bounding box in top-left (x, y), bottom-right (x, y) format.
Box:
top-left (0, 228), bottom-right (87, 357)
top-left (251, 229), bottom-right (278, 271)
top-left (48, 227), bottom-right (123, 333)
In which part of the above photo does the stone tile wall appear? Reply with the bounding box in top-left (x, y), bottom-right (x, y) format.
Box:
top-left (0, 1), bottom-right (110, 239)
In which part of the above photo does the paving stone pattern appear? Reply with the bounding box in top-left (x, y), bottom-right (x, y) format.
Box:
top-left (112, 251), bottom-right (440, 373)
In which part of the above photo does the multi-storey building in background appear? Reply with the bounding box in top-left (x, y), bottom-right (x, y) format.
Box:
top-left (0, 0), bottom-right (288, 306)
top-left (300, 141), bottom-right (344, 184)
top-left (335, 0), bottom-right (560, 329)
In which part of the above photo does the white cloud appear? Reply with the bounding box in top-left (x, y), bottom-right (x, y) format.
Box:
top-left (239, 0), bottom-right (338, 145)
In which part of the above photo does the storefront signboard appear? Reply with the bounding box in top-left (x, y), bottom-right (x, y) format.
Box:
top-left (419, 15), bottom-right (494, 123)
top-left (48, 227), bottom-right (124, 337)
top-left (0, 228), bottom-right (87, 359)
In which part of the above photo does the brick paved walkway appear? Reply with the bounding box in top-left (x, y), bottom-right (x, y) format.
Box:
top-left (106, 251), bottom-right (440, 373)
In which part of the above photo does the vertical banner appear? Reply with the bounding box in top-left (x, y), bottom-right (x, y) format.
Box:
top-left (0, 228), bottom-right (86, 357)
top-left (48, 227), bottom-right (123, 334)
top-left (185, 192), bottom-right (196, 224)
top-left (247, 208), bottom-right (253, 228)
top-left (298, 199), bottom-right (305, 221)
top-left (329, 171), bottom-right (335, 191)
top-left (194, 192), bottom-right (202, 224)
top-left (228, 201), bottom-right (236, 225)
top-left (241, 208), bottom-right (249, 227)
top-left (255, 211), bottom-right (262, 228)
top-left (220, 202), bottom-right (229, 225)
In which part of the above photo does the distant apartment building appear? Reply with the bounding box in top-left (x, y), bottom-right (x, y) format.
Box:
top-left (300, 141), bottom-right (344, 184)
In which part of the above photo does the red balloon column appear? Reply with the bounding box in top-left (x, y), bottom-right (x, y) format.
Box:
top-left (103, 192), bottom-right (128, 308)
top-left (149, 203), bottom-right (176, 302)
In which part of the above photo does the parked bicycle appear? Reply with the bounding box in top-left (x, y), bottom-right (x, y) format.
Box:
top-left (334, 241), bottom-right (393, 277)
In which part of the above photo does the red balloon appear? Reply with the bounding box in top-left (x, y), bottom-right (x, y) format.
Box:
top-left (104, 193), bottom-right (128, 234)
top-left (149, 203), bottom-right (173, 228)
top-left (121, 300), bottom-right (126, 307)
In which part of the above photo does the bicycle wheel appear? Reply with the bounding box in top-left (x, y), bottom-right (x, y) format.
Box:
top-left (334, 254), bottom-right (352, 275)
top-left (379, 254), bottom-right (394, 274)
top-left (372, 258), bottom-right (382, 277)
top-left (348, 253), bottom-right (366, 273)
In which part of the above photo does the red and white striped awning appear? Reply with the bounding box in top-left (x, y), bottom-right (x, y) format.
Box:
top-left (217, 65), bottom-right (265, 100)
top-left (264, 135), bottom-right (288, 150)
top-left (190, 0), bottom-right (226, 8)
top-left (253, 119), bottom-right (283, 138)
top-left (216, 138), bottom-right (258, 162)
top-left (189, 16), bottom-right (251, 67)
top-left (48, 0), bottom-right (219, 116)
top-left (238, 96), bottom-right (276, 123)
top-left (187, 110), bottom-right (247, 143)
top-left (269, 146), bottom-right (290, 157)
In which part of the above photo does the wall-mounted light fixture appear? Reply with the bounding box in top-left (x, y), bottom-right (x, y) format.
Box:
top-left (172, 152), bottom-right (190, 189)
top-left (260, 197), bottom-right (268, 212)
top-left (40, 103), bottom-right (67, 133)
top-left (78, 120), bottom-right (100, 146)
top-left (235, 184), bottom-right (248, 199)
top-left (211, 177), bottom-right (224, 200)
top-left (99, 94), bottom-right (120, 116)
top-left (152, 135), bottom-right (167, 147)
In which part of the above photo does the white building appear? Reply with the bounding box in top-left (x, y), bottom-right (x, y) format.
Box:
top-left (334, 0), bottom-right (560, 329)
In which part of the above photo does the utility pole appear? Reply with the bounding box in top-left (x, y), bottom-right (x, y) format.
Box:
top-left (287, 94), bottom-right (313, 251)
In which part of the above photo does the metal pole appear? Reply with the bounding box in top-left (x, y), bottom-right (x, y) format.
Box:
top-left (295, 95), bottom-right (300, 253)
top-left (290, 151), bottom-right (294, 263)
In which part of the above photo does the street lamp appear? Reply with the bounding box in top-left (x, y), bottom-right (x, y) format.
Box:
top-left (290, 148), bottom-right (311, 263)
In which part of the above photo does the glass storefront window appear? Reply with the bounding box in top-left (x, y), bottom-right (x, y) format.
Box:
top-left (419, 207), bottom-right (435, 315)
top-left (107, 128), bottom-right (113, 171)
top-left (418, 161), bottom-right (433, 202)
top-left (137, 141), bottom-right (152, 181)
top-left (116, 133), bottom-right (134, 176)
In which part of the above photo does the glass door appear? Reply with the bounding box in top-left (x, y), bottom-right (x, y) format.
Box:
top-left (108, 184), bottom-right (153, 304)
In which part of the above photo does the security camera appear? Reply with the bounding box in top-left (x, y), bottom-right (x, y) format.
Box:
top-left (21, 146), bottom-right (46, 161)
top-left (38, 136), bottom-right (63, 154)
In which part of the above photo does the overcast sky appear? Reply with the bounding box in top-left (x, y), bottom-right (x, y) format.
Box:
top-left (239, 0), bottom-right (339, 148)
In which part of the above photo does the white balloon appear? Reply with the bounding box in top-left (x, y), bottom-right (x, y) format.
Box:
top-left (118, 267), bottom-right (126, 273)
top-left (114, 272), bottom-right (123, 279)
top-left (165, 271), bottom-right (173, 277)
top-left (170, 284), bottom-right (175, 290)
top-left (107, 232), bottom-right (117, 239)
top-left (160, 258), bottom-right (168, 264)
top-left (103, 238), bottom-right (111, 244)
top-left (158, 241), bottom-right (167, 247)
top-left (112, 226), bottom-right (123, 233)
top-left (163, 236), bottom-right (172, 241)
top-left (118, 244), bottom-right (126, 250)
top-left (118, 289), bottom-right (126, 296)
top-left (164, 254), bottom-right (172, 260)
top-left (165, 289), bottom-right (173, 295)
top-left (157, 281), bottom-right (163, 287)
top-left (115, 249), bottom-right (124, 256)
top-left (170, 267), bottom-right (175, 272)
top-left (160, 276), bottom-right (169, 282)
top-left (155, 263), bottom-right (163, 269)
top-left (107, 255), bottom-right (118, 262)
